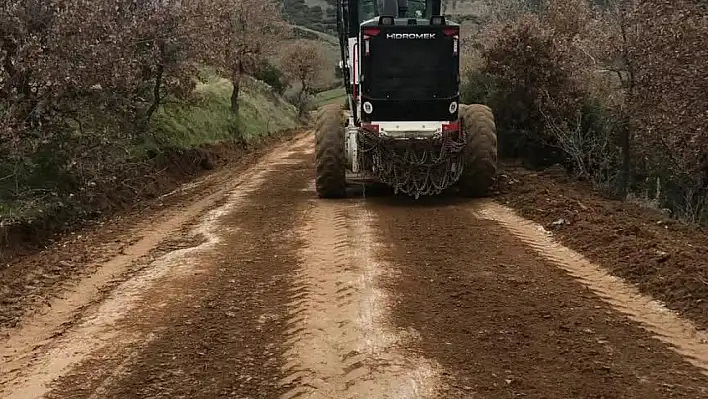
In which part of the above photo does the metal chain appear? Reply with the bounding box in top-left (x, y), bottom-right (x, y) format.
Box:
top-left (357, 130), bottom-right (467, 199)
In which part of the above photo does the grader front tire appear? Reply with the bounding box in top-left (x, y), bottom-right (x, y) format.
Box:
top-left (315, 104), bottom-right (346, 198)
top-left (458, 104), bottom-right (498, 197)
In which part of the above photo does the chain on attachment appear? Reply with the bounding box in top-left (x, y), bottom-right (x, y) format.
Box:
top-left (356, 129), bottom-right (467, 199)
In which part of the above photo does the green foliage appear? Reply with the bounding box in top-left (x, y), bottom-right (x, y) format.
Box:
top-left (407, 0), bottom-right (428, 16)
top-left (146, 75), bottom-right (298, 148)
top-left (253, 60), bottom-right (290, 95)
top-left (460, 70), bottom-right (498, 106)
top-left (149, 79), bottom-right (238, 149)
top-left (237, 78), bottom-right (300, 137)
top-left (314, 87), bottom-right (346, 107)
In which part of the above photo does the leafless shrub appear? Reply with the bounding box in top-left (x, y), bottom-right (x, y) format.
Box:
top-left (0, 0), bottom-right (291, 222)
top-left (629, 0), bottom-right (708, 222)
top-left (466, 0), bottom-right (707, 219)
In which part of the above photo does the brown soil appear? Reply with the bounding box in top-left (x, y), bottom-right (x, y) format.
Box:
top-left (281, 200), bottom-right (441, 398)
top-left (4, 136), bottom-right (708, 398)
top-left (34, 144), bottom-right (314, 398)
top-left (368, 196), bottom-right (708, 398)
top-left (495, 163), bottom-right (708, 331)
top-left (0, 130), bottom-right (299, 330)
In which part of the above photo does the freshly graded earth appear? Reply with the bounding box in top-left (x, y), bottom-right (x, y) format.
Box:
top-left (2, 132), bottom-right (708, 398)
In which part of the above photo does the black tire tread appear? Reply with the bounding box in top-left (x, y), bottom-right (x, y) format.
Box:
top-left (315, 104), bottom-right (346, 198)
top-left (458, 104), bottom-right (498, 197)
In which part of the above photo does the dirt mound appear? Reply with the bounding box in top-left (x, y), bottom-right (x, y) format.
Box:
top-left (495, 162), bottom-right (708, 330)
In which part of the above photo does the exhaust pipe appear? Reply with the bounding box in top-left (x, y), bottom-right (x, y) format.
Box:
top-left (398, 0), bottom-right (408, 17)
top-left (380, 0), bottom-right (397, 16)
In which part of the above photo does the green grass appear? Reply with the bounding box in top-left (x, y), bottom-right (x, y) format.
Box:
top-left (238, 77), bottom-right (300, 139)
top-left (314, 87), bottom-right (346, 108)
top-left (150, 74), bottom-right (299, 149)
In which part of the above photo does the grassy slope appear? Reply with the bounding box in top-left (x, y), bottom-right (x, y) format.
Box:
top-left (314, 87), bottom-right (346, 107)
top-left (304, 0), bottom-right (330, 8)
top-left (151, 74), bottom-right (298, 149)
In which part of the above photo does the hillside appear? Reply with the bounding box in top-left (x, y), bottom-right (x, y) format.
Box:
top-left (269, 23), bottom-right (342, 93)
top-left (1, 74), bottom-right (299, 251)
top-left (281, 0), bottom-right (338, 35)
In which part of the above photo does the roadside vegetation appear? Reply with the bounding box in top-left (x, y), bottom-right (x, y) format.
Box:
top-left (0, 0), bottom-right (330, 249)
top-left (459, 0), bottom-right (708, 225)
top-left (313, 87), bottom-right (347, 108)
top-left (281, 0), bottom-right (339, 35)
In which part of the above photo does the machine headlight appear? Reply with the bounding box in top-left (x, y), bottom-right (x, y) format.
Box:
top-left (449, 101), bottom-right (458, 114)
top-left (363, 101), bottom-right (373, 114)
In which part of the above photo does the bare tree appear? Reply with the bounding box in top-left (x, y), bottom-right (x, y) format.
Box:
top-left (208, 0), bottom-right (286, 116)
top-left (280, 40), bottom-right (326, 117)
top-left (0, 0), bottom-right (276, 212)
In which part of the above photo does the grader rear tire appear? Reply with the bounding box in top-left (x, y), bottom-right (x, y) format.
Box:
top-left (458, 104), bottom-right (498, 197)
top-left (315, 104), bottom-right (346, 198)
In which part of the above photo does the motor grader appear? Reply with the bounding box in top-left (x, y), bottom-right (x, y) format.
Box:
top-left (315, 0), bottom-right (497, 199)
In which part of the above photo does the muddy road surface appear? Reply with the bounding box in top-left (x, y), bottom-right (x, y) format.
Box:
top-left (2, 132), bottom-right (708, 399)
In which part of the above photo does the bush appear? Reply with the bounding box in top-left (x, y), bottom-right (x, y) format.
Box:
top-left (629, 0), bottom-right (708, 223)
top-left (469, 0), bottom-right (708, 223)
top-left (460, 70), bottom-right (498, 106)
top-left (254, 60), bottom-right (289, 95)
top-left (463, 14), bottom-right (584, 167)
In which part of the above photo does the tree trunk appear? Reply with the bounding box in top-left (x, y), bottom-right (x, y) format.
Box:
top-left (297, 81), bottom-right (308, 117)
top-left (617, 10), bottom-right (635, 199)
top-left (618, 117), bottom-right (631, 198)
top-left (231, 60), bottom-right (243, 115)
top-left (144, 41), bottom-right (166, 125)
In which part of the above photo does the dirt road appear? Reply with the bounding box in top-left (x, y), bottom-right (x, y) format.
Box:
top-left (2, 132), bottom-right (708, 398)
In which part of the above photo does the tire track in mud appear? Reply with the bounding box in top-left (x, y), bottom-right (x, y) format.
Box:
top-left (472, 200), bottom-right (708, 376)
top-left (0, 134), bottom-right (313, 399)
top-left (42, 145), bottom-right (314, 398)
top-left (280, 200), bottom-right (441, 399)
top-left (368, 196), bottom-right (708, 398)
